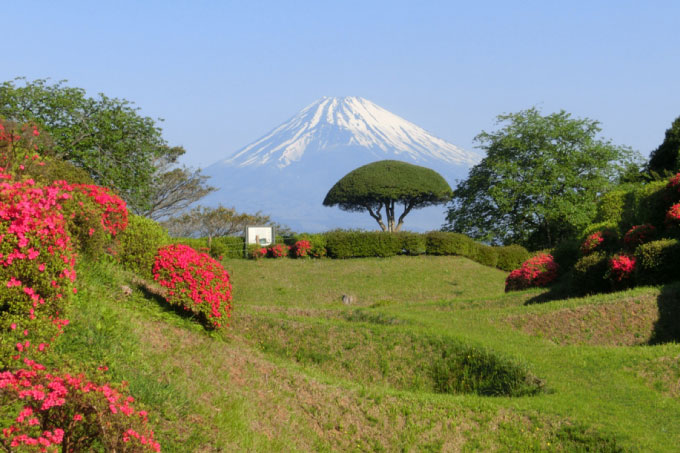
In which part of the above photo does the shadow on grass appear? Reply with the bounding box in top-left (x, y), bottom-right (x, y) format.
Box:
top-left (132, 278), bottom-right (211, 329)
top-left (649, 282), bottom-right (680, 344)
top-left (523, 278), bottom-right (578, 305)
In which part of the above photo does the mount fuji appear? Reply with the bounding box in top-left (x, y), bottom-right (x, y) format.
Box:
top-left (202, 96), bottom-right (481, 232)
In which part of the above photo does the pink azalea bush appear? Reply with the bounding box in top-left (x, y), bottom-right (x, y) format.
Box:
top-left (505, 253), bottom-right (560, 292)
top-left (153, 244), bottom-right (233, 328)
top-left (581, 231), bottom-right (609, 255)
top-left (0, 359), bottom-right (160, 452)
top-left (291, 240), bottom-right (311, 258)
top-left (623, 224), bottom-right (656, 248)
top-left (0, 171), bottom-right (75, 368)
top-left (608, 254), bottom-right (636, 282)
top-left (267, 244), bottom-right (289, 258)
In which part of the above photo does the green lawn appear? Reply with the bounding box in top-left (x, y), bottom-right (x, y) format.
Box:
top-left (50, 256), bottom-right (680, 452)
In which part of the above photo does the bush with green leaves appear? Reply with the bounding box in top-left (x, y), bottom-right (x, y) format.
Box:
top-left (396, 231), bottom-right (427, 256)
top-left (425, 231), bottom-right (476, 257)
top-left (549, 239), bottom-right (581, 271)
top-left (210, 236), bottom-right (245, 260)
top-left (115, 215), bottom-right (170, 277)
top-left (495, 244), bottom-right (530, 271)
top-left (634, 239), bottom-right (680, 285)
top-left (572, 252), bottom-right (610, 294)
top-left (471, 243), bottom-right (498, 268)
top-left (324, 230), bottom-right (404, 258)
top-left (294, 233), bottom-right (327, 258)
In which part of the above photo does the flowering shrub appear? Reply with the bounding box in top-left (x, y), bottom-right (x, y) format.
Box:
top-left (291, 240), bottom-right (311, 258)
top-left (250, 246), bottom-right (267, 260)
top-left (267, 244), bottom-right (290, 258)
top-left (623, 224), bottom-right (656, 248)
top-left (666, 203), bottom-right (680, 224)
top-left (153, 244), bottom-right (233, 328)
top-left (581, 231), bottom-right (609, 255)
top-left (608, 254), bottom-right (636, 282)
top-left (0, 172), bottom-right (75, 368)
top-left (505, 253), bottom-right (560, 292)
top-left (0, 359), bottom-right (160, 452)
top-left (116, 215), bottom-right (170, 278)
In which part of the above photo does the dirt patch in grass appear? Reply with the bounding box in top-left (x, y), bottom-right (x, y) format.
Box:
top-left (507, 296), bottom-right (660, 346)
top-left (633, 354), bottom-right (680, 398)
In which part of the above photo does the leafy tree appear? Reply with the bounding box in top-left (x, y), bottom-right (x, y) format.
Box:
top-left (162, 205), bottom-right (273, 247)
top-left (139, 145), bottom-right (216, 220)
top-left (323, 160), bottom-right (453, 232)
top-left (0, 78), bottom-right (211, 213)
top-left (647, 115), bottom-right (680, 176)
top-left (443, 108), bottom-right (641, 249)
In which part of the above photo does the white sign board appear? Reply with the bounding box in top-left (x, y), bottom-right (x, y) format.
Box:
top-left (245, 226), bottom-right (275, 246)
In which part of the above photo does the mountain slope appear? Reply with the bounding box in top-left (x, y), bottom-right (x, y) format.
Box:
top-left (203, 97), bottom-right (481, 232)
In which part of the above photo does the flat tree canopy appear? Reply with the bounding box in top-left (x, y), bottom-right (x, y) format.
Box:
top-left (323, 160), bottom-right (453, 232)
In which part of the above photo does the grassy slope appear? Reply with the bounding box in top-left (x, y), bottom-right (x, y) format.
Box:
top-left (49, 256), bottom-right (680, 452)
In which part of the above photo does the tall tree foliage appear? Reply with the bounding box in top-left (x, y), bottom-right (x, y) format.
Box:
top-left (323, 160), bottom-right (453, 232)
top-left (647, 115), bottom-right (680, 176)
top-left (0, 78), bottom-right (211, 214)
top-left (444, 108), bottom-right (641, 249)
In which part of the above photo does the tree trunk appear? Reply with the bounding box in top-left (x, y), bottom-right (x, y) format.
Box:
top-left (395, 200), bottom-right (415, 232)
top-left (366, 203), bottom-right (387, 231)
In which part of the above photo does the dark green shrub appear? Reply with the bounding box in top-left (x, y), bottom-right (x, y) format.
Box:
top-left (116, 215), bottom-right (170, 277)
top-left (495, 244), bottom-right (530, 271)
top-left (572, 251), bottom-right (610, 294)
top-left (210, 236), bottom-right (245, 259)
top-left (551, 239), bottom-right (581, 271)
top-left (471, 243), bottom-right (498, 268)
top-left (396, 232), bottom-right (427, 256)
top-left (635, 239), bottom-right (680, 285)
top-left (425, 231), bottom-right (475, 257)
top-left (324, 230), bottom-right (403, 258)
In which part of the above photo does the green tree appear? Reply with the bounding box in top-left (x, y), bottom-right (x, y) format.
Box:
top-left (323, 160), bottom-right (453, 232)
top-left (443, 108), bottom-right (641, 249)
top-left (0, 78), bottom-right (210, 213)
top-left (647, 115), bottom-right (680, 176)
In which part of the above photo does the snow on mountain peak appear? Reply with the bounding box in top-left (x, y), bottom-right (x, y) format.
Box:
top-left (219, 96), bottom-right (480, 169)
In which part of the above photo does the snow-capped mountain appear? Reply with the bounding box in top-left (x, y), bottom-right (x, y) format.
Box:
top-left (202, 96), bottom-right (481, 232)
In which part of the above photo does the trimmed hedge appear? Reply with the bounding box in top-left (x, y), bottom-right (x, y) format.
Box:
top-left (324, 230), bottom-right (403, 258)
top-left (634, 239), bottom-right (680, 285)
top-left (472, 243), bottom-right (498, 268)
top-left (594, 180), bottom-right (669, 231)
top-left (396, 231), bottom-right (427, 256)
top-left (211, 236), bottom-right (245, 259)
top-left (495, 245), bottom-right (530, 271)
top-left (425, 231), bottom-right (476, 257)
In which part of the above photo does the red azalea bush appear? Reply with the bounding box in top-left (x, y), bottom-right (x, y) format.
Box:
top-left (581, 230), bottom-right (610, 255)
top-left (666, 203), bottom-right (680, 224)
top-left (152, 244), bottom-right (233, 328)
top-left (291, 240), bottom-right (311, 258)
top-left (0, 172), bottom-right (75, 368)
top-left (250, 246), bottom-right (267, 260)
top-left (623, 224), bottom-right (656, 248)
top-left (667, 172), bottom-right (680, 194)
top-left (505, 253), bottom-right (560, 292)
top-left (0, 359), bottom-right (160, 452)
top-left (608, 254), bottom-right (636, 282)
top-left (267, 244), bottom-right (289, 258)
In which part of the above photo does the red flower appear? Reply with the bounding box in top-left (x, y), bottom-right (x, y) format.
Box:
top-left (623, 224), bottom-right (655, 248)
top-left (608, 254), bottom-right (636, 282)
top-left (505, 253), bottom-right (559, 292)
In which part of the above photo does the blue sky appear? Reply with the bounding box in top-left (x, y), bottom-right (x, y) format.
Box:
top-left (2, 0), bottom-right (679, 168)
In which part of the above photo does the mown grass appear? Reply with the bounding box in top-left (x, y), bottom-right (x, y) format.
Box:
top-left (48, 255), bottom-right (680, 451)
